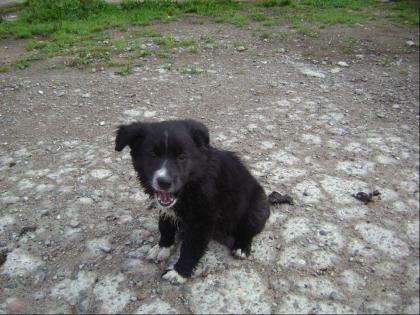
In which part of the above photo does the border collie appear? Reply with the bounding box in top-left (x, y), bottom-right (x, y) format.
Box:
top-left (115, 119), bottom-right (270, 284)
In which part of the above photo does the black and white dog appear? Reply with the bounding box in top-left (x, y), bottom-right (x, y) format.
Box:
top-left (115, 119), bottom-right (270, 284)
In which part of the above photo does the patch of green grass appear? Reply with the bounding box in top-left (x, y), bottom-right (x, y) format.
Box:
top-left (200, 34), bottom-right (214, 43)
top-left (12, 58), bottom-right (32, 70)
top-left (154, 35), bottom-right (176, 48)
top-left (115, 62), bottom-right (133, 76)
top-left (382, 0), bottom-right (419, 25)
top-left (181, 66), bottom-right (203, 75)
top-left (107, 58), bottom-right (126, 67)
top-left (249, 12), bottom-right (269, 22)
top-left (189, 46), bottom-right (199, 53)
top-left (133, 28), bottom-right (161, 37)
top-left (179, 37), bottom-right (196, 47)
top-left (25, 40), bottom-right (48, 51)
top-left (47, 62), bottom-right (66, 70)
top-left (290, 19), bottom-right (319, 37)
top-left (0, 64), bottom-right (9, 73)
top-left (258, 0), bottom-right (291, 8)
top-left (260, 31), bottom-right (272, 40)
top-left (154, 49), bottom-right (171, 58)
top-left (0, 0), bottom-right (417, 75)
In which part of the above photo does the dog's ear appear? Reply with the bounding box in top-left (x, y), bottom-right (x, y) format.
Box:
top-left (183, 119), bottom-right (209, 148)
top-left (115, 122), bottom-right (145, 151)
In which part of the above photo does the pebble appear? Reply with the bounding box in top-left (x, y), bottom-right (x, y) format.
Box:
top-left (406, 40), bottom-right (415, 47)
top-left (300, 68), bottom-right (326, 78)
top-left (69, 220), bottom-right (80, 228)
top-left (82, 93), bottom-right (91, 98)
top-left (99, 244), bottom-right (112, 253)
top-left (337, 61), bottom-right (350, 67)
top-left (236, 46), bottom-right (246, 52)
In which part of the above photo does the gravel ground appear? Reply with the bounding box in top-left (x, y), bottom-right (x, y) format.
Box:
top-left (0, 17), bottom-right (419, 314)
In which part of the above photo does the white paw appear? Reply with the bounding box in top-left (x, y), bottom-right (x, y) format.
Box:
top-left (147, 244), bottom-right (173, 262)
top-left (156, 245), bottom-right (173, 261)
top-left (146, 244), bottom-right (160, 261)
top-left (162, 269), bottom-right (187, 284)
top-left (232, 248), bottom-right (248, 259)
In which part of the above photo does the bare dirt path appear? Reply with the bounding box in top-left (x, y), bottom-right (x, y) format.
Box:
top-left (0, 16), bottom-right (419, 314)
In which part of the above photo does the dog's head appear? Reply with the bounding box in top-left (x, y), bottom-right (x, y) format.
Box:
top-left (115, 119), bottom-right (209, 208)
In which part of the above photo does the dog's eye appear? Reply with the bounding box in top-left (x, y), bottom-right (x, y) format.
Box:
top-left (177, 154), bottom-right (187, 161)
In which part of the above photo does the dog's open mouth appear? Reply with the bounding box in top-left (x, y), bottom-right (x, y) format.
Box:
top-left (155, 191), bottom-right (177, 208)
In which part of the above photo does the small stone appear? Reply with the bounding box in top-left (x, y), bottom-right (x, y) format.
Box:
top-left (40, 210), bottom-right (50, 217)
top-left (356, 54), bottom-right (364, 59)
top-left (329, 291), bottom-right (338, 300)
top-left (69, 220), bottom-right (80, 228)
top-left (406, 40), bottom-right (415, 47)
top-left (319, 229), bottom-right (328, 236)
top-left (337, 61), bottom-right (350, 67)
top-left (38, 90), bottom-right (44, 95)
top-left (99, 121), bottom-right (106, 126)
top-left (236, 46), bottom-right (246, 52)
top-left (300, 68), bottom-right (325, 78)
top-left (91, 68), bottom-right (97, 73)
top-left (19, 225), bottom-right (37, 236)
top-left (54, 90), bottom-right (65, 97)
top-left (137, 290), bottom-right (146, 300)
top-left (355, 89), bottom-right (363, 95)
top-left (99, 244), bottom-right (112, 253)
top-left (82, 93), bottom-right (91, 98)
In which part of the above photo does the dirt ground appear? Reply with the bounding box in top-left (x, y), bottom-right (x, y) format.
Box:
top-left (0, 15), bottom-right (419, 314)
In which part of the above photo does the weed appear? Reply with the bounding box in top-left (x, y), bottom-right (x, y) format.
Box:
top-left (250, 12), bottom-right (268, 22)
top-left (189, 46), bottom-right (199, 53)
top-left (154, 49), bottom-right (170, 58)
top-left (107, 59), bottom-right (126, 67)
top-left (25, 40), bottom-right (48, 51)
top-left (181, 66), bottom-right (203, 75)
top-left (0, 64), bottom-right (9, 73)
top-left (260, 31), bottom-right (271, 40)
top-left (154, 36), bottom-right (176, 48)
top-left (163, 63), bottom-right (172, 70)
top-left (47, 62), bottom-right (66, 70)
top-left (115, 62), bottom-right (133, 76)
top-left (135, 49), bottom-right (153, 57)
top-left (258, 0), bottom-right (291, 8)
top-left (12, 58), bottom-right (31, 70)
top-left (133, 28), bottom-right (161, 37)
top-left (200, 34), bottom-right (214, 43)
top-left (180, 38), bottom-right (196, 47)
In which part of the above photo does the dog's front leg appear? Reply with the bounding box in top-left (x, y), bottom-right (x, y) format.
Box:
top-left (147, 215), bottom-right (177, 262)
top-left (162, 225), bottom-right (211, 284)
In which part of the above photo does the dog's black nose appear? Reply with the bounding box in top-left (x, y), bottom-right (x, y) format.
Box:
top-left (157, 177), bottom-right (172, 190)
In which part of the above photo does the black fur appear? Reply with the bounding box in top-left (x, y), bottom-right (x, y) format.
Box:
top-left (115, 119), bottom-right (270, 279)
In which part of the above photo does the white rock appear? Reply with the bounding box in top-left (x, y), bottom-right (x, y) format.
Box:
top-left (1, 248), bottom-right (43, 276)
top-left (300, 68), bottom-right (326, 78)
top-left (337, 61), bottom-right (350, 67)
top-left (90, 169), bottom-right (112, 179)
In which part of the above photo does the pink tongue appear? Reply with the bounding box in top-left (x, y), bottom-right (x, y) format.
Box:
top-left (159, 191), bottom-right (171, 203)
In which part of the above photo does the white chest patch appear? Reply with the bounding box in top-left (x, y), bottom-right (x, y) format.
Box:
top-left (159, 206), bottom-right (180, 225)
